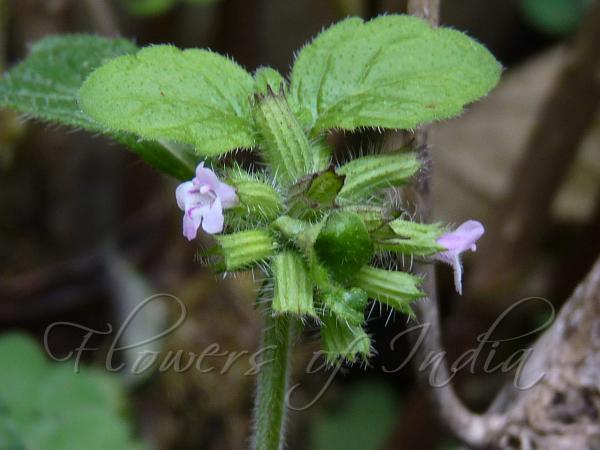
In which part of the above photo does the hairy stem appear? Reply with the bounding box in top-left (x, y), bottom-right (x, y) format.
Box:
top-left (252, 312), bottom-right (294, 450)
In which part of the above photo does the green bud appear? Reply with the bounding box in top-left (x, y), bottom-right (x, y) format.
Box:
top-left (314, 211), bottom-right (373, 284)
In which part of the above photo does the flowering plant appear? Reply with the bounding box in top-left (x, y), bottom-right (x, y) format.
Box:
top-left (0, 14), bottom-right (499, 450)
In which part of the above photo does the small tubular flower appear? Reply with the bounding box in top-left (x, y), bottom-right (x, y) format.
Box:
top-left (434, 220), bottom-right (485, 295)
top-left (176, 162), bottom-right (238, 239)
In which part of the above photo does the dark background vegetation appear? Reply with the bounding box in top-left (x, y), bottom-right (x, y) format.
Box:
top-left (1, 0), bottom-right (598, 449)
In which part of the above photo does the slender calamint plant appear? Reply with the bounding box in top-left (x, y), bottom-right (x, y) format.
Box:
top-left (0, 15), bottom-right (500, 450)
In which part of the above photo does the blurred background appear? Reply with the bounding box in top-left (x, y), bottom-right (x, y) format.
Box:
top-left (0, 0), bottom-right (599, 449)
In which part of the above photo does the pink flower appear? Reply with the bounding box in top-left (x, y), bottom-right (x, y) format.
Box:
top-left (176, 162), bottom-right (238, 240)
top-left (434, 220), bottom-right (484, 295)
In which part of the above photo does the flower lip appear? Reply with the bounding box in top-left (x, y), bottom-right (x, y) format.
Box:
top-left (176, 162), bottom-right (238, 240)
top-left (434, 220), bottom-right (484, 295)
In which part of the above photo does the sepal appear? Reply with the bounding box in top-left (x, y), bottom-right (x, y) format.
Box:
top-left (321, 314), bottom-right (371, 364)
top-left (272, 251), bottom-right (316, 318)
top-left (226, 168), bottom-right (283, 223)
top-left (336, 152), bottom-right (420, 203)
top-left (215, 230), bottom-right (276, 271)
top-left (254, 93), bottom-right (321, 185)
top-left (375, 219), bottom-right (445, 256)
top-left (287, 168), bottom-right (344, 220)
top-left (354, 266), bottom-right (423, 316)
top-left (321, 287), bottom-right (368, 326)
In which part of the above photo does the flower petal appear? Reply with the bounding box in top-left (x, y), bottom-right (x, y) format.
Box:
top-left (437, 220), bottom-right (484, 254)
top-left (434, 220), bottom-right (484, 295)
top-left (201, 197), bottom-right (225, 234)
top-left (182, 206), bottom-right (206, 241)
top-left (175, 181), bottom-right (195, 211)
top-left (452, 253), bottom-right (464, 295)
top-left (216, 182), bottom-right (239, 209)
top-left (194, 162), bottom-right (221, 191)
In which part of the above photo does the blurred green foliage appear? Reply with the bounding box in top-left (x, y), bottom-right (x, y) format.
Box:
top-left (520, 0), bottom-right (594, 36)
top-left (121, 0), bottom-right (220, 17)
top-left (310, 381), bottom-right (399, 450)
top-left (0, 333), bottom-right (145, 450)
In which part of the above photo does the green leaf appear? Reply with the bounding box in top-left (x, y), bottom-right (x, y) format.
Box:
top-left (272, 251), bottom-right (316, 317)
top-left (215, 229), bottom-right (276, 271)
top-left (0, 35), bottom-right (197, 179)
top-left (36, 365), bottom-right (125, 419)
top-left (25, 408), bottom-right (138, 450)
top-left (0, 35), bottom-right (136, 130)
top-left (0, 332), bottom-right (145, 450)
top-left (119, 136), bottom-right (196, 180)
top-left (520, 0), bottom-right (593, 36)
top-left (310, 381), bottom-right (398, 450)
top-left (80, 45), bottom-right (256, 157)
top-left (321, 315), bottom-right (371, 363)
top-left (354, 266), bottom-right (423, 315)
top-left (0, 415), bottom-right (25, 450)
top-left (336, 152), bottom-right (420, 203)
top-left (0, 333), bottom-right (47, 419)
top-left (290, 15), bottom-right (501, 133)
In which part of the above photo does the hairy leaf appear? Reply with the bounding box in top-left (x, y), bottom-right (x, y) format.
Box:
top-left (80, 45), bottom-right (256, 157)
top-left (290, 15), bottom-right (501, 133)
top-left (0, 35), bottom-right (197, 179)
top-left (0, 35), bottom-right (135, 130)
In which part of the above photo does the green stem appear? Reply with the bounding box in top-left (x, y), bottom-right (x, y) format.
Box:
top-left (252, 312), bottom-right (294, 450)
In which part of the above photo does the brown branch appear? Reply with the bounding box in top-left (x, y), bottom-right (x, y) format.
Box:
top-left (398, 3), bottom-right (510, 448)
top-left (482, 255), bottom-right (600, 450)
top-left (469, 2), bottom-right (600, 295)
top-left (83, 0), bottom-right (119, 36)
top-left (407, 0), bottom-right (439, 26)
